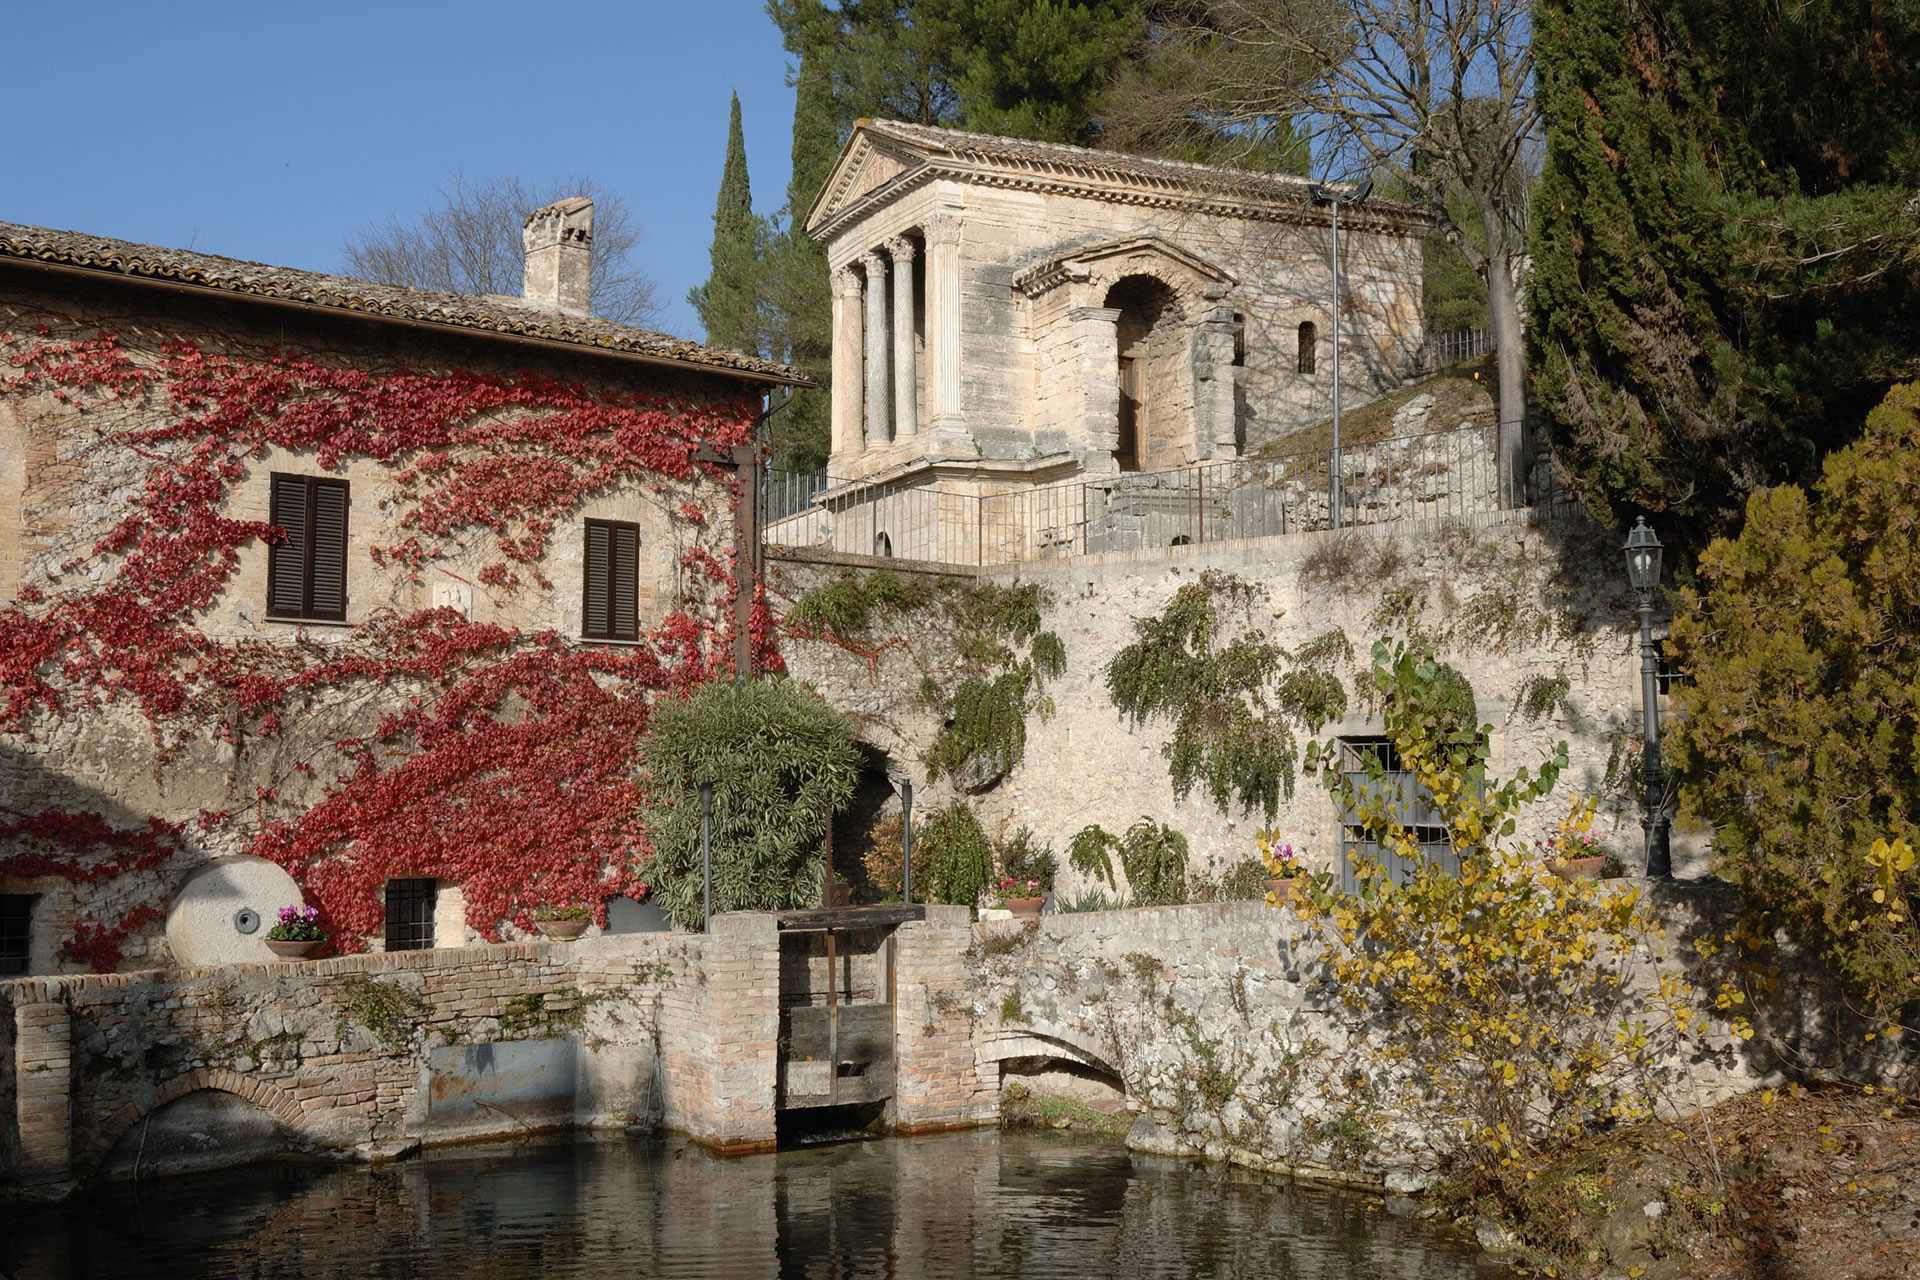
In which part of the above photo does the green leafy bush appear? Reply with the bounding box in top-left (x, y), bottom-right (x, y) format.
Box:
top-left (786, 569), bottom-right (931, 638)
top-left (1671, 384), bottom-right (1920, 1014)
top-left (992, 824), bottom-right (1057, 891)
top-left (644, 678), bottom-right (859, 928)
top-left (916, 801), bottom-right (994, 908)
top-left (1070, 818), bottom-right (1189, 907)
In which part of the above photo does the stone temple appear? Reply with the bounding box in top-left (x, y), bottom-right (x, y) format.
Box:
top-left (799, 120), bottom-right (1432, 560)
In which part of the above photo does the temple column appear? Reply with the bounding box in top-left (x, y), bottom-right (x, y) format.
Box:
top-left (1070, 305), bottom-right (1123, 472)
top-left (923, 214), bottom-right (970, 453)
top-left (829, 267), bottom-right (866, 464)
top-left (862, 250), bottom-right (892, 446)
top-left (887, 235), bottom-right (919, 442)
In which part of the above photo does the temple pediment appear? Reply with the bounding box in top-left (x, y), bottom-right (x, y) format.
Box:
top-left (1011, 235), bottom-right (1238, 300)
top-left (805, 119), bottom-right (1428, 243)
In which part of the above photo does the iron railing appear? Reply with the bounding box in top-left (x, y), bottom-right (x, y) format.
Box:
top-left (1415, 327), bottom-right (1491, 373)
top-left (762, 422), bottom-right (1568, 569)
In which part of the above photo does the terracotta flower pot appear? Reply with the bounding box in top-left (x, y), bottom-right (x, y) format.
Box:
top-left (264, 938), bottom-right (322, 959)
top-left (536, 918), bottom-right (590, 940)
top-left (1003, 897), bottom-right (1044, 919)
top-left (1546, 855), bottom-right (1608, 882)
top-left (1264, 877), bottom-right (1298, 902)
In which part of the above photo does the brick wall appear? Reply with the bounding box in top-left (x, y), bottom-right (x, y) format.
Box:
top-left (890, 906), bottom-right (995, 1131)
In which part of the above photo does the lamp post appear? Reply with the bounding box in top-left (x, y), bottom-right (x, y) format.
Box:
top-left (1307, 177), bottom-right (1373, 530)
top-left (1624, 517), bottom-right (1671, 878)
top-left (699, 779), bottom-right (714, 931)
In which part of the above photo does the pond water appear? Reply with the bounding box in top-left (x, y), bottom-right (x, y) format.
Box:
top-left (1, 1130), bottom-right (1507, 1279)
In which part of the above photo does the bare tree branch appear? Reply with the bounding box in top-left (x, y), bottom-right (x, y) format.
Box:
top-left (342, 172), bottom-right (665, 328)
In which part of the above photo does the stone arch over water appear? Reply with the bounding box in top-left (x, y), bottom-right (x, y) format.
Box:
top-left (87, 1067), bottom-right (311, 1179)
top-left (979, 1024), bottom-right (1129, 1113)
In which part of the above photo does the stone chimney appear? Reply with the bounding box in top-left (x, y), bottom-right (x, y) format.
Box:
top-left (521, 196), bottom-right (594, 315)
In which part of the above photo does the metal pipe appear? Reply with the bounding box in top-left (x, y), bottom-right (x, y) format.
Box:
top-left (1330, 197), bottom-right (1342, 529)
top-left (900, 780), bottom-right (914, 903)
top-left (700, 780), bottom-right (714, 932)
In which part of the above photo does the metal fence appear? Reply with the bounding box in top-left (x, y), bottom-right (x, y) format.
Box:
top-left (762, 422), bottom-right (1568, 570)
top-left (1415, 327), bottom-right (1491, 374)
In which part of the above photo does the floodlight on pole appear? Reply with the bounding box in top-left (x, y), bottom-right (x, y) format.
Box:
top-left (1308, 178), bottom-right (1373, 530)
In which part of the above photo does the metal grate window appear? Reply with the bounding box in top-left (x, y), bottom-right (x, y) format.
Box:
top-left (384, 878), bottom-right (437, 952)
top-left (1336, 738), bottom-right (1460, 890)
top-left (0, 895), bottom-right (33, 976)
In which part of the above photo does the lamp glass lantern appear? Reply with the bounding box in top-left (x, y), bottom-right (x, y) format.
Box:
top-left (1624, 517), bottom-right (1664, 602)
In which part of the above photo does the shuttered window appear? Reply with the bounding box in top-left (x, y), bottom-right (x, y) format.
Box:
top-left (267, 474), bottom-right (349, 622)
top-left (582, 518), bottom-right (640, 641)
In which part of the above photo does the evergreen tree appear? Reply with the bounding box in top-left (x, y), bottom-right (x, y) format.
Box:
top-left (689, 92), bottom-right (763, 356)
top-left (761, 2), bottom-right (842, 472)
top-left (1529, 0), bottom-right (1920, 540)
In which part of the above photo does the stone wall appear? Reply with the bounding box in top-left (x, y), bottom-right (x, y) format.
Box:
top-left (0, 927), bottom-right (723, 1193)
top-left (774, 505), bottom-right (1687, 895)
top-left (962, 890), bottom-right (1906, 1188)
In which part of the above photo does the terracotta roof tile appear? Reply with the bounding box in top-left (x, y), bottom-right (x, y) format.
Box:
top-left (0, 221), bottom-right (805, 384)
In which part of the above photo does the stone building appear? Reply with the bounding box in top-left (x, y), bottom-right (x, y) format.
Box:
top-left (0, 203), bottom-right (799, 975)
top-left (799, 120), bottom-right (1429, 560)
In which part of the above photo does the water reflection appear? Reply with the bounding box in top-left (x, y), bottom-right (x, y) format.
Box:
top-left (1, 1131), bottom-right (1504, 1279)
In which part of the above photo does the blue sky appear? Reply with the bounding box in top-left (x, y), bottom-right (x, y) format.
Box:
top-left (2, 1), bottom-right (802, 340)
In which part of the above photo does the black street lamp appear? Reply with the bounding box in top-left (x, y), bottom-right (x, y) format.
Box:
top-left (1307, 177), bottom-right (1373, 530)
top-left (1624, 517), bottom-right (1671, 877)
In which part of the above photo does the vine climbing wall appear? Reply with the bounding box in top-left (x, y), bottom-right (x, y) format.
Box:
top-left (0, 281), bottom-right (779, 971)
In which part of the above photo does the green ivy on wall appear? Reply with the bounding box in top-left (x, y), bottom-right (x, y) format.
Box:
top-left (785, 571), bottom-right (1066, 791)
top-left (1106, 570), bottom-right (1349, 821)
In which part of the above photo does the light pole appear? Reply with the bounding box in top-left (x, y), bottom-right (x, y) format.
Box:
top-left (1624, 517), bottom-right (1671, 878)
top-left (1308, 178), bottom-right (1373, 530)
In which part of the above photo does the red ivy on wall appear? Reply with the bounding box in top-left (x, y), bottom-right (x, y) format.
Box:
top-left (0, 323), bottom-right (782, 964)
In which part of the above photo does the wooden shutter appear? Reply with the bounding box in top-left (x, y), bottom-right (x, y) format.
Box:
top-left (267, 473), bottom-right (349, 621)
top-left (583, 522), bottom-right (612, 638)
top-left (308, 480), bottom-right (348, 621)
top-left (267, 475), bottom-right (309, 617)
top-left (584, 519), bottom-right (640, 641)
top-left (611, 523), bottom-right (639, 640)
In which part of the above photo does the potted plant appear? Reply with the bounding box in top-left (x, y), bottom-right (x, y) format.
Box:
top-left (995, 877), bottom-right (1045, 918)
top-left (993, 825), bottom-right (1055, 917)
top-left (1257, 829), bottom-right (1303, 902)
top-left (264, 904), bottom-right (326, 959)
top-left (533, 904), bottom-right (591, 940)
top-left (1542, 795), bottom-right (1610, 881)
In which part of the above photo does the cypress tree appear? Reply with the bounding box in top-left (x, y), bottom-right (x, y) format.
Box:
top-left (690, 91), bottom-right (762, 356)
top-left (763, 8), bottom-right (841, 473)
top-left (1529, 0), bottom-right (1920, 541)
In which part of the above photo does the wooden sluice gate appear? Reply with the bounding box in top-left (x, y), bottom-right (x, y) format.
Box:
top-left (774, 905), bottom-right (924, 1111)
